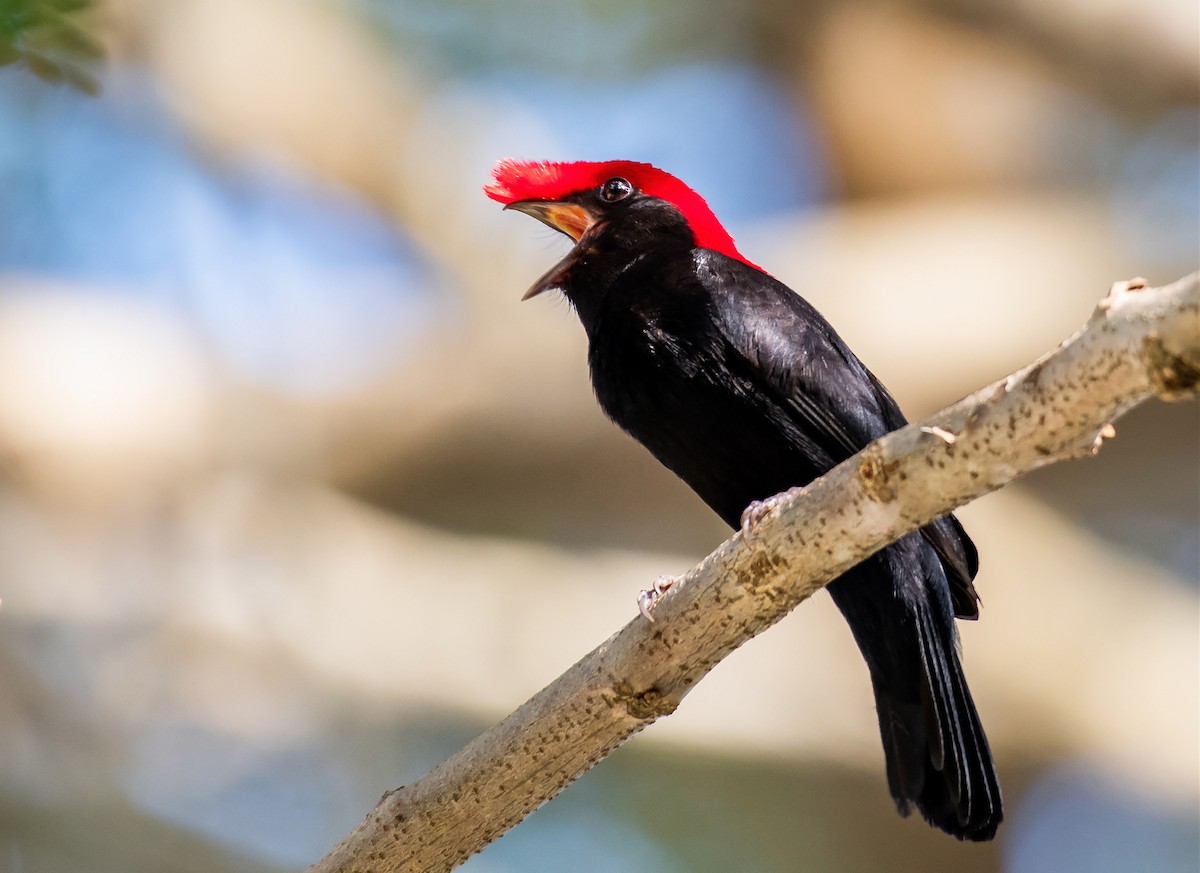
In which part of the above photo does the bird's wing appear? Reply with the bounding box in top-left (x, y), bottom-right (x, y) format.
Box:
top-left (698, 251), bottom-right (981, 617)
top-left (699, 252), bottom-right (898, 461)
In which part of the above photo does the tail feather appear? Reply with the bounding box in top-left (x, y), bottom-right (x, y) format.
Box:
top-left (909, 603), bottom-right (1001, 838)
top-left (946, 631), bottom-right (1001, 831)
top-left (913, 608), bottom-right (963, 804)
top-left (829, 532), bottom-right (1003, 842)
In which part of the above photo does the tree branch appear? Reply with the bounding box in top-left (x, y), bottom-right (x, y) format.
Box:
top-left (309, 273), bottom-right (1198, 873)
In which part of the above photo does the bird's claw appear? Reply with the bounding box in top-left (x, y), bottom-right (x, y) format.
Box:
top-left (637, 574), bottom-right (678, 623)
top-left (740, 487), bottom-right (802, 537)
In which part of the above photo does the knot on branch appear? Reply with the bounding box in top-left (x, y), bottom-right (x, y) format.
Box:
top-left (857, 445), bottom-right (903, 502)
top-left (1144, 332), bottom-right (1200, 400)
top-left (736, 551), bottom-right (790, 594)
top-left (611, 682), bottom-right (678, 721)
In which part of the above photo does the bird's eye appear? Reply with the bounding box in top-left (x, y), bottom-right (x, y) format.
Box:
top-left (600, 177), bottom-right (633, 202)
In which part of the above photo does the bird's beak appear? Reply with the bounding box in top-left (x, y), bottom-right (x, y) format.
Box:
top-left (504, 200), bottom-right (598, 300)
top-left (505, 200), bottom-right (593, 242)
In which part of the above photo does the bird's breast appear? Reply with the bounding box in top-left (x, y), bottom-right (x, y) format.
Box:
top-left (587, 314), bottom-right (817, 527)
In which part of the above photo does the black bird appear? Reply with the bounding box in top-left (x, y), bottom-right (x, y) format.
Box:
top-left (485, 159), bottom-right (1002, 841)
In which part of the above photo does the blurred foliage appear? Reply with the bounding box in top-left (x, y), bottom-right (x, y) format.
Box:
top-left (0, 0), bottom-right (101, 94)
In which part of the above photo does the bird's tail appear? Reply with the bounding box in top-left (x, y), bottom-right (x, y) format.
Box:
top-left (829, 535), bottom-right (1003, 841)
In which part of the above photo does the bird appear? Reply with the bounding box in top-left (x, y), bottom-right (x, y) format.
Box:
top-left (484, 158), bottom-right (1002, 841)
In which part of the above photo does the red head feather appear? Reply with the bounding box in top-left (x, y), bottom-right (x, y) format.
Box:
top-left (484, 159), bottom-right (759, 270)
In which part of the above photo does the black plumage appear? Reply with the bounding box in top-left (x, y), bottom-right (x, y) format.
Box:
top-left (492, 162), bottom-right (1002, 841)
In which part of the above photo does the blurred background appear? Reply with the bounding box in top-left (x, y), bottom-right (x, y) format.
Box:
top-left (0, 0), bottom-right (1197, 870)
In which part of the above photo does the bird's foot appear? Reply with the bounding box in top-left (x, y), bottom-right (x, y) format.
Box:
top-left (637, 574), bottom-right (679, 623)
top-left (740, 487), bottom-right (803, 538)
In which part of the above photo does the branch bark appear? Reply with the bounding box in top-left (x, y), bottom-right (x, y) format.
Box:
top-left (309, 273), bottom-right (1199, 873)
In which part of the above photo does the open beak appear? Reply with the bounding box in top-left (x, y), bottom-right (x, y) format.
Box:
top-left (506, 200), bottom-right (593, 242)
top-left (505, 200), bottom-right (598, 299)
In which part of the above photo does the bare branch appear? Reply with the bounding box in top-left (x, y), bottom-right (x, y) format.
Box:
top-left (309, 273), bottom-right (1198, 873)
